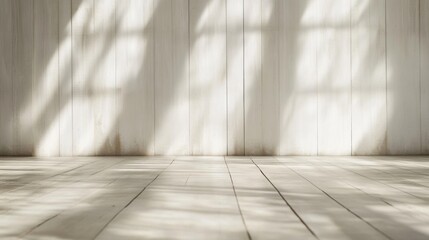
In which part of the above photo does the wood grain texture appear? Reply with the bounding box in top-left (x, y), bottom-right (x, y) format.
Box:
top-left (12, 0), bottom-right (34, 155)
top-left (4, 156), bottom-right (429, 239)
top-left (422, 0), bottom-right (429, 154)
top-left (386, 0), bottom-right (421, 154)
top-left (244, 0), bottom-right (262, 155)
top-left (190, 0), bottom-right (227, 155)
top-left (280, 156), bottom-right (429, 240)
top-left (351, 0), bottom-right (387, 155)
top-left (0, 0), bottom-right (428, 156)
top-left (261, 0), bottom-right (279, 155)
top-left (225, 157), bottom-right (316, 239)
top-left (93, 0), bottom-right (117, 155)
top-left (227, 0), bottom-right (244, 155)
top-left (256, 157), bottom-right (393, 239)
top-left (34, 0), bottom-right (60, 156)
top-left (154, 0), bottom-right (190, 155)
top-left (278, 0), bottom-right (318, 155)
top-left (95, 157), bottom-right (248, 240)
top-left (59, 0), bottom-right (73, 156)
top-left (317, 0), bottom-right (352, 155)
top-left (116, 0), bottom-right (155, 155)
top-left (0, 0), bottom-right (14, 155)
top-left (72, 0), bottom-right (95, 155)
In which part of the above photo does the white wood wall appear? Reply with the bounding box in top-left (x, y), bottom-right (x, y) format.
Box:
top-left (0, 0), bottom-right (428, 156)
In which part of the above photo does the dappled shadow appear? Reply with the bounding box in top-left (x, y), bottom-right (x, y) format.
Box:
top-left (0, 0), bottom-right (427, 155)
top-left (1, 157), bottom-right (429, 239)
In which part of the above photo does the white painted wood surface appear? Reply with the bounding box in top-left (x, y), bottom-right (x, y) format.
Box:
top-left (386, 0), bottom-right (421, 154)
top-left (243, 0), bottom-right (281, 155)
top-left (2, 156), bottom-right (429, 239)
top-left (93, 0), bottom-right (117, 155)
top-left (278, 0), bottom-right (318, 155)
top-left (244, 0), bottom-right (262, 155)
top-left (154, 0), bottom-right (190, 155)
top-left (116, 0), bottom-right (155, 155)
top-left (351, 0), bottom-right (387, 155)
top-left (12, 0), bottom-right (34, 155)
top-left (317, 0), bottom-right (352, 155)
top-left (261, 0), bottom-right (279, 155)
top-left (422, 0), bottom-right (429, 154)
top-left (0, 0), bottom-right (428, 156)
top-left (227, 0), bottom-right (244, 155)
top-left (190, 0), bottom-right (227, 155)
top-left (34, 0), bottom-right (60, 156)
top-left (72, 0), bottom-right (95, 155)
top-left (59, 0), bottom-right (73, 156)
top-left (0, 0), bottom-right (13, 155)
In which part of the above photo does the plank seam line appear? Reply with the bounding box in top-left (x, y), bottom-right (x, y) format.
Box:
top-left (21, 210), bottom-right (60, 238)
top-left (12, 1), bottom-right (15, 154)
top-left (1, 158), bottom-right (95, 196)
top-left (275, 157), bottom-right (393, 240)
top-left (226, 0), bottom-right (229, 155)
top-left (316, 0), bottom-right (319, 156)
top-left (243, 0), bottom-right (246, 155)
top-left (93, 157), bottom-right (175, 239)
top-left (299, 158), bottom-right (398, 208)
top-left (276, 1), bottom-right (280, 156)
top-left (21, 158), bottom-right (128, 237)
top-left (152, 0), bottom-right (156, 155)
top-left (71, 0), bottom-right (74, 156)
top-left (188, 0), bottom-right (191, 155)
top-left (70, 1), bottom-right (74, 155)
top-left (114, 0), bottom-right (118, 155)
top-left (46, 160), bottom-right (92, 179)
top-left (259, 0), bottom-right (263, 154)
top-left (385, 0), bottom-right (388, 154)
top-left (58, 1), bottom-right (61, 156)
top-left (419, 0), bottom-right (423, 153)
top-left (223, 156), bottom-right (252, 240)
top-left (325, 158), bottom-right (427, 201)
top-left (349, 0), bottom-right (353, 156)
top-left (250, 157), bottom-right (319, 239)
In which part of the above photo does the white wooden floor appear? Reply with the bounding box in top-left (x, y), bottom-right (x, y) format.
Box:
top-left (1, 156), bottom-right (429, 240)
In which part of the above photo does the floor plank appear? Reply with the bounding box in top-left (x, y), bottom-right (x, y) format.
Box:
top-left (225, 157), bottom-right (315, 240)
top-left (95, 157), bottom-right (247, 240)
top-left (252, 157), bottom-right (389, 240)
top-left (276, 156), bottom-right (429, 240)
top-left (0, 156), bottom-right (429, 240)
top-left (25, 157), bottom-right (173, 240)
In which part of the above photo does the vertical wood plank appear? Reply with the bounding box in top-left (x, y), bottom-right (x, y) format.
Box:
top-left (351, 0), bottom-right (387, 155)
top-left (171, 0), bottom-right (189, 155)
top-left (0, 0), bottom-right (14, 155)
top-left (59, 0), bottom-right (73, 156)
top-left (278, 0), bottom-right (318, 155)
top-left (190, 0), bottom-right (227, 155)
top-left (13, 0), bottom-right (34, 155)
top-left (116, 0), bottom-right (155, 155)
top-left (12, 0), bottom-right (34, 155)
top-left (0, 0), bottom-right (427, 156)
top-left (227, 0), bottom-right (244, 155)
top-left (34, 0), bottom-right (60, 156)
top-left (93, 0), bottom-right (117, 155)
top-left (154, 0), bottom-right (189, 155)
top-left (72, 0), bottom-right (95, 155)
top-left (243, 0), bottom-right (262, 155)
top-left (317, 0), bottom-right (352, 155)
top-left (261, 0), bottom-right (279, 154)
top-left (386, 0), bottom-right (421, 154)
top-left (422, 0), bottom-right (429, 154)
